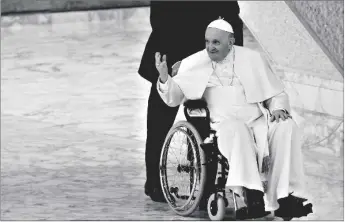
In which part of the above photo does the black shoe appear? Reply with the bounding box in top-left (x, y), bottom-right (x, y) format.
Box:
top-left (149, 187), bottom-right (167, 203)
top-left (275, 194), bottom-right (313, 219)
top-left (240, 188), bottom-right (270, 219)
top-left (144, 181), bottom-right (152, 196)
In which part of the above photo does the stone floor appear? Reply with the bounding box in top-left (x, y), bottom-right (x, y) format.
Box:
top-left (1, 8), bottom-right (343, 221)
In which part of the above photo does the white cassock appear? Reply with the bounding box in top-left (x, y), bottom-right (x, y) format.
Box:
top-left (157, 46), bottom-right (306, 211)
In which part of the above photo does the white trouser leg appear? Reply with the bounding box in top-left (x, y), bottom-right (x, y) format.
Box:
top-left (264, 119), bottom-right (305, 211)
top-left (217, 117), bottom-right (263, 196)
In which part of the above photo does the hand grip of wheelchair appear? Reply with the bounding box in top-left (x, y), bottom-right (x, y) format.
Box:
top-left (183, 99), bottom-right (210, 122)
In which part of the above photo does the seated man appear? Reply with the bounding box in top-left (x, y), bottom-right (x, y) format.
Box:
top-left (155, 18), bottom-right (312, 219)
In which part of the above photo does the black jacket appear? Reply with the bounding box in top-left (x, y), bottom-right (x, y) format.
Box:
top-left (138, 1), bottom-right (242, 83)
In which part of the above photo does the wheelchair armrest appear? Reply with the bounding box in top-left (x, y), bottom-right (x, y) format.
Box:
top-left (183, 99), bottom-right (208, 110)
top-left (183, 100), bottom-right (211, 140)
top-left (183, 99), bottom-right (210, 120)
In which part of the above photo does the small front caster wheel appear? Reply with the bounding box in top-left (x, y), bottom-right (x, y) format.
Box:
top-left (207, 194), bottom-right (226, 221)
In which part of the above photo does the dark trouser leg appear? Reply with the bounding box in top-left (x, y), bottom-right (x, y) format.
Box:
top-left (145, 86), bottom-right (179, 193)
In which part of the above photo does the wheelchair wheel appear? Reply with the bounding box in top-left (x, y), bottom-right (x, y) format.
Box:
top-left (207, 193), bottom-right (226, 221)
top-left (160, 121), bottom-right (207, 216)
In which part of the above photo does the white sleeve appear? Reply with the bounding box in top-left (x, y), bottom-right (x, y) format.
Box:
top-left (265, 92), bottom-right (291, 114)
top-left (156, 76), bottom-right (185, 107)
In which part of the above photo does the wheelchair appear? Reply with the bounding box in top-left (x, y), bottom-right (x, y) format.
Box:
top-left (159, 99), bottom-right (240, 220)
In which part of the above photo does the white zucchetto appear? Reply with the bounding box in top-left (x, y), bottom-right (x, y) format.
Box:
top-left (207, 18), bottom-right (234, 33)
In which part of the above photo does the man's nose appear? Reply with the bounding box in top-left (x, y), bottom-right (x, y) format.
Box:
top-left (206, 43), bottom-right (214, 51)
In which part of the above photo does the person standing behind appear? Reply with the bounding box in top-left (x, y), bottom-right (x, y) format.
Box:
top-left (138, 1), bottom-right (244, 202)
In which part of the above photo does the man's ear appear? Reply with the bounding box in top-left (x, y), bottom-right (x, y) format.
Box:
top-left (228, 34), bottom-right (235, 47)
top-left (228, 41), bottom-right (234, 49)
top-left (171, 61), bottom-right (181, 77)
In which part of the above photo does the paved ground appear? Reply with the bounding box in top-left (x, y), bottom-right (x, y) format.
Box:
top-left (1, 10), bottom-right (343, 221)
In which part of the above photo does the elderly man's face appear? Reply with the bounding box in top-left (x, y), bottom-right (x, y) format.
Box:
top-left (205, 28), bottom-right (232, 62)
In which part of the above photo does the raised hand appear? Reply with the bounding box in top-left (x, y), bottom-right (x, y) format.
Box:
top-left (155, 52), bottom-right (169, 83)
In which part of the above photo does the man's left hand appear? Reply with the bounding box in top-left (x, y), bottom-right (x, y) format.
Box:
top-left (270, 110), bottom-right (291, 122)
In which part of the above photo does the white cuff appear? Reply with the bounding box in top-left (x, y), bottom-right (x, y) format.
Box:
top-left (158, 76), bottom-right (170, 93)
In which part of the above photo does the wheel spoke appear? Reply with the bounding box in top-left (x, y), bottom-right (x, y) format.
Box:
top-left (168, 145), bottom-right (181, 164)
top-left (160, 122), bottom-right (206, 216)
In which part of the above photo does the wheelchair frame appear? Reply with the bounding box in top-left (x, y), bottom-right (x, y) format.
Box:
top-left (159, 99), bottom-right (239, 220)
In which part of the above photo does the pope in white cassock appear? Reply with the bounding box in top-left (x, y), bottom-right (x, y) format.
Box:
top-left (154, 18), bottom-right (312, 218)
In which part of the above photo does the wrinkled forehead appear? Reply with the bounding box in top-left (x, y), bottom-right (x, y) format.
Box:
top-left (205, 27), bottom-right (229, 40)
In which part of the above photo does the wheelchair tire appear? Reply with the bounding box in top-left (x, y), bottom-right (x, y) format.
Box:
top-left (207, 194), bottom-right (226, 221)
top-left (159, 121), bottom-right (207, 216)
